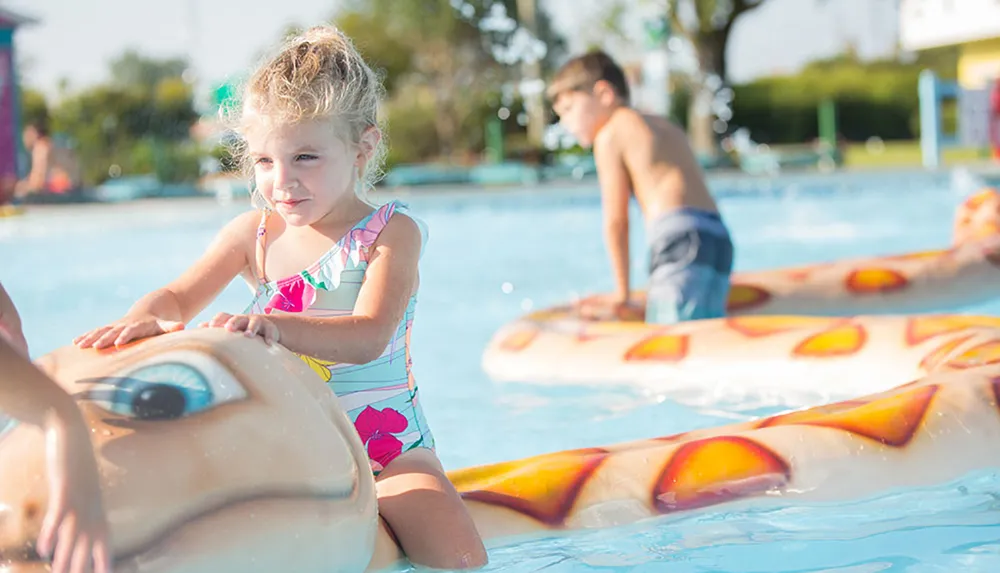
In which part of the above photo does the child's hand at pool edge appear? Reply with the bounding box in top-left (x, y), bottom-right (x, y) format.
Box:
top-left (199, 312), bottom-right (281, 346)
top-left (73, 316), bottom-right (185, 350)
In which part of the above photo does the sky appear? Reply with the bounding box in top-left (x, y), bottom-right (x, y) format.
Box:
top-left (8, 0), bottom-right (900, 99)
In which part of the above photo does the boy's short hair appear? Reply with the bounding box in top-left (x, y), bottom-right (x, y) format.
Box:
top-left (546, 50), bottom-right (630, 103)
top-left (25, 118), bottom-right (50, 137)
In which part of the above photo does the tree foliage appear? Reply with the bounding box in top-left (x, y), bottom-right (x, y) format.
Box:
top-left (23, 52), bottom-right (201, 186)
top-left (334, 0), bottom-right (566, 162)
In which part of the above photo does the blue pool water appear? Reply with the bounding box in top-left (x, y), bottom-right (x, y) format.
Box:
top-left (2, 169), bottom-right (999, 571)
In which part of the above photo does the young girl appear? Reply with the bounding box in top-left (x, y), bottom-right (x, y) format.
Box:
top-left (1, 284), bottom-right (112, 573)
top-left (73, 26), bottom-right (487, 570)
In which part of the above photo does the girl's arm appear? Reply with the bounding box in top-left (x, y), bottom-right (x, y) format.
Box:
top-left (0, 283), bottom-right (29, 356)
top-left (0, 337), bottom-right (90, 448)
top-left (0, 340), bottom-right (113, 573)
top-left (0, 286), bottom-right (112, 573)
top-left (75, 210), bottom-right (258, 349)
top-left (211, 214), bottom-right (421, 364)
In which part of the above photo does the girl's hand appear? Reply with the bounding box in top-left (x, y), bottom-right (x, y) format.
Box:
top-left (38, 409), bottom-right (113, 573)
top-left (200, 312), bottom-right (280, 345)
top-left (74, 317), bottom-right (185, 349)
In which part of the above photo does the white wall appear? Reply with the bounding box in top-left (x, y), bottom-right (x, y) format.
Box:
top-left (900, 0), bottom-right (1000, 51)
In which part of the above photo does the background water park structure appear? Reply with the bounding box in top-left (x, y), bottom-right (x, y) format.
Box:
top-left (900, 0), bottom-right (1000, 167)
top-left (0, 7), bottom-right (34, 203)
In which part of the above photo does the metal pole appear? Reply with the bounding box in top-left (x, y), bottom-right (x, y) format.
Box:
top-left (516, 0), bottom-right (545, 146)
top-left (918, 69), bottom-right (941, 169)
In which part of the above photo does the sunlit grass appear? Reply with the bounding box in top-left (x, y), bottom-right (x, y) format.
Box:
top-left (841, 140), bottom-right (992, 168)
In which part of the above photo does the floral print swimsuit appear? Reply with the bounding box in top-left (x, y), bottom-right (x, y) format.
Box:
top-left (246, 200), bottom-right (435, 475)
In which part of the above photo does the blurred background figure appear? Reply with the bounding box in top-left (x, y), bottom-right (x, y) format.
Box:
top-left (14, 119), bottom-right (82, 201)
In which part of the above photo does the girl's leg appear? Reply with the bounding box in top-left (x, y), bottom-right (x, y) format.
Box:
top-left (375, 448), bottom-right (487, 570)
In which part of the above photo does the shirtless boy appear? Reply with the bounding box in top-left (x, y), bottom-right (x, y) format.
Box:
top-left (547, 50), bottom-right (734, 324)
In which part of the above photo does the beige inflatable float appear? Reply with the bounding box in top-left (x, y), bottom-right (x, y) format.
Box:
top-left (2, 325), bottom-right (1000, 572)
top-left (482, 188), bottom-right (1000, 386)
top-left (721, 187), bottom-right (1000, 316)
top-left (718, 186), bottom-right (1000, 316)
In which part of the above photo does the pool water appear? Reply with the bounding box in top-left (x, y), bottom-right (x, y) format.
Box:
top-left (2, 170), bottom-right (999, 571)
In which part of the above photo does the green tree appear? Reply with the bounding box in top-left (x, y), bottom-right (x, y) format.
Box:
top-left (589, 0), bottom-right (907, 155)
top-left (334, 0), bottom-right (567, 158)
top-left (47, 52), bottom-right (200, 185)
top-left (334, 0), bottom-right (499, 157)
top-left (335, 11), bottom-right (413, 94)
top-left (18, 88), bottom-right (48, 129)
top-left (659, 0), bottom-right (766, 155)
top-left (489, 0), bottom-right (568, 144)
top-left (108, 50), bottom-right (189, 90)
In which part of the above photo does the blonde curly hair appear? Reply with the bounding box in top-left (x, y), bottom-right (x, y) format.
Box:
top-left (222, 25), bottom-right (387, 207)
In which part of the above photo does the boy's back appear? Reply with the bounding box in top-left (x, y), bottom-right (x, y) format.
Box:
top-left (548, 50), bottom-right (734, 325)
top-left (600, 107), bottom-right (719, 223)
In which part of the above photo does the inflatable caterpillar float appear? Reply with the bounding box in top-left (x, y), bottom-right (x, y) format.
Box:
top-left (1, 322), bottom-right (999, 572)
top-left (482, 188), bottom-right (1000, 385)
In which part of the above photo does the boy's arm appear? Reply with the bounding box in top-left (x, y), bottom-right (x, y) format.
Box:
top-left (594, 131), bottom-right (632, 304)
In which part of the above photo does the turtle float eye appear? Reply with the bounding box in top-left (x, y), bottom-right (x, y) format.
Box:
top-left (86, 351), bottom-right (247, 421)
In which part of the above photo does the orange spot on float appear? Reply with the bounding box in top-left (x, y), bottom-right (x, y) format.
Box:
top-left (652, 436), bottom-right (790, 513)
top-left (944, 340), bottom-right (1000, 369)
top-left (726, 316), bottom-right (840, 338)
top-left (905, 316), bottom-right (1000, 346)
top-left (758, 397), bottom-right (870, 425)
top-left (624, 334), bottom-right (689, 362)
top-left (451, 448), bottom-right (609, 526)
top-left (882, 249), bottom-right (946, 263)
top-left (963, 188), bottom-right (998, 211)
top-left (498, 327), bottom-right (538, 352)
top-left (726, 284), bottom-right (771, 312)
top-left (907, 316), bottom-right (972, 346)
top-left (760, 384), bottom-right (938, 447)
top-left (792, 323), bottom-right (867, 357)
top-left (919, 334), bottom-right (977, 372)
top-left (844, 268), bottom-right (909, 294)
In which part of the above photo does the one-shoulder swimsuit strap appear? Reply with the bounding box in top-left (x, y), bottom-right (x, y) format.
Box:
top-left (248, 200), bottom-right (435, 476)
top-left (254, 208), bottom-right (272, 285)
